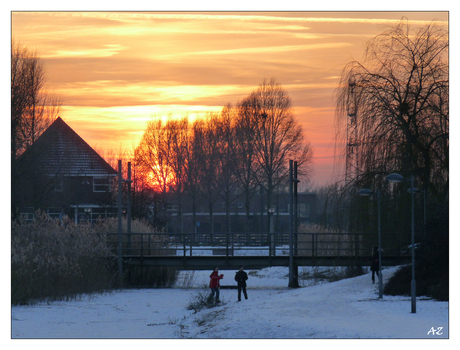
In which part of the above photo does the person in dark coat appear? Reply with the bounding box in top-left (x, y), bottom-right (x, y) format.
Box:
top-left (234, 265), bottom-right (248, 301)
top-left (209, 267), bottom-right (224, 302)
top-left (370, 245), bottom-right (380, 284)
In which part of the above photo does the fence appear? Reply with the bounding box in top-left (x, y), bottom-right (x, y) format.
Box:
top-left (106, 232), bottom-right (410, 260)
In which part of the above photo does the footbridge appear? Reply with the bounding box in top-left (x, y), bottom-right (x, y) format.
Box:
top-left (107, 232), bottom-right (411, 270)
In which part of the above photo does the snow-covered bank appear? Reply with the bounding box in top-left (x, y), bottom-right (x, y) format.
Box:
top-left (180, 266), bottom-right (449, 339)
top-left (11, 266), bottom-right (448, 339)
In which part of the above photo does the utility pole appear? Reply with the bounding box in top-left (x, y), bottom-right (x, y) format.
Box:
top-left (289, 160), bottom-right (299, 288)
top-left (127, 162), bottom-right (132, 255)
top-left (117, 160), bottom-right (123, 286)
top-left (293, 161), bottom-right (299, 286)
top-left (117, 160), bottom-right (133, 287)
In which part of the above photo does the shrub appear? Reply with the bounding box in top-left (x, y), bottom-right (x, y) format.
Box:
top-left (12, 212), bottom-right (114, 305)
top-left (11, 214), bottom-right (178, 304)
top-left (384, 262), bottom-right (449, 301)
top-left (186, 289), bottom-right (225, 313)
top-left (384, 201), bottom-right (448, 301)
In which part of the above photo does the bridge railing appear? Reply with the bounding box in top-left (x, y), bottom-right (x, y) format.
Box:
top-left (106, 232), bottom-right (410, 260)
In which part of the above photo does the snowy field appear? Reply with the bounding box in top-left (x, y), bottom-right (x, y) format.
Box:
top-left (11, 265), bottom-right (450, 341)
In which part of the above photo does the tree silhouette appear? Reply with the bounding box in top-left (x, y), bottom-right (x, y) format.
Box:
top-left (336, 20), bottom-right (448, 200)
top-left (241, 78), bottom-right (313, 229)
top-left (11, 41), bottom-right (60, 160)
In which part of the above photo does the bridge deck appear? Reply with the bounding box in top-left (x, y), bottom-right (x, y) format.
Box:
top-left (108, 232), bottom-right (411, 270)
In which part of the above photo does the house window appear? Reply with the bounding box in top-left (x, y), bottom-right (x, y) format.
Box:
top-left (93, 177), bottom-right (110, 192)
top-left (237, 202), bottom-right (243, 209)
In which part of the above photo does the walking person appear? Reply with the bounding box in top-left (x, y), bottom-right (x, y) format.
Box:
top-left (234, 265), bottom-right (248, 301)
top-left (370, 245), bottom-right (380, 284)
top-left (209, 267), bottom-right (224, 303)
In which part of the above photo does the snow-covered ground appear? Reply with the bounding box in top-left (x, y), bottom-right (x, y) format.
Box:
top-left (11, 265), bottom-right (449, 340)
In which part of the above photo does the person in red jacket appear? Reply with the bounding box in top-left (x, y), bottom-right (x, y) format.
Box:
top-left (208, 267), bottom-right (224, 303)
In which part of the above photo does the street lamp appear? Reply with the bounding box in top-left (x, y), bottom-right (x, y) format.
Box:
top-left (358, 188), bottom-right (382, 298)
top-left (386, 173), bottom-right (416, 313)
top-left (289, 160), bottom-right (300, 288)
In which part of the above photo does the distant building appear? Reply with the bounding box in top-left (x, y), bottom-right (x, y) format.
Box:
top-left (166, 190), bottom-right (317, 234)
top-left (13, 117), bottom-right (118, 223)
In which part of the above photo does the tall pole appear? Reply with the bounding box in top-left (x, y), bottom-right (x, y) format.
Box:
top-left (423, 189), bottom-right (427, 241)
top-left (377, 190), bottom-right (382, 298)
top-left (269, 210), bottom-right (275, 256)
top-left (288, 160), bottom-right (294, 287)
top-left (127, 162), bottom-right (132, 255)
top-left (127, 162), bottom-right (132, 235)
top-left (117, 160), bottom-right (123, 286)
top-left (386, 173), bottom-right (417, 312)
top-left (410, 175), bottom-right (416, 313)
top-left (293, 161), bottom-right (299, 285)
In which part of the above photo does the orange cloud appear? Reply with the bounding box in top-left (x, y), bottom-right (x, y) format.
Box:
top-left (12, 11), bottom-right (448, 186)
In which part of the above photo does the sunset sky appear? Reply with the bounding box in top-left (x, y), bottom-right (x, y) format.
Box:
top-left (11, 10), bottom-right (449, 187)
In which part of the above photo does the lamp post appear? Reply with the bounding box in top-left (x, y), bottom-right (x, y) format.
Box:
top-left (386, 173), bottom-right (416, 313)
top-left (407, 187), bottom-right (426, 240)
top-left (288, 160), bottom-right (300, 288)
top-left (269, 207), bottom-right (275, 256)
top-left (358, 188), bottom-right (382, 298)
top-left (117, 160), bottom-right (133, 287)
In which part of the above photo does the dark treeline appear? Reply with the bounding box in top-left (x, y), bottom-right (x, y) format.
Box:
top-left (330, 20), bottom-right (448, 234)
top-left (325, 20), bottom-right (448, 300)
top-left (133, 79), bottom-right (313, 232)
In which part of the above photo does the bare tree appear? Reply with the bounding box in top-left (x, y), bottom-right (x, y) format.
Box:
top-left (242, 78), bottom-right (314, 229)
top-left (135, 118), bottom-right (176, 225)
top-left (167, 117), bottom-right (189, 232)
top-left (234, 98), bottom-right (263, 225)
top-left (335, 20), bottom-right (448, 200)
top-left (132, 80), bottom-right (314, 235)
top-left (195, 114), bottom-right (222, 234)
top-left (216, 105), bottom-right (238, 233)
top-left (183, 119), bottom-right (202, 233)
top-left (11, 41), bottom-right (60, 159)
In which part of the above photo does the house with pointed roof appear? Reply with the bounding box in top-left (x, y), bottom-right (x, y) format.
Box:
top-left (13, 117), bottom-right (118, 223)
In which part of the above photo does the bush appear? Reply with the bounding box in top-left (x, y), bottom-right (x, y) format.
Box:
top-left (384, 201), bottom-right (448, 301)
top-left (11, 214), bottom-right (178, 305)
top-left (384, 262), bottom-right (449, 301)
top-left (12, 212), bottom-right (115, 305)
top-left (186, 289), bottom-right (224, 313)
